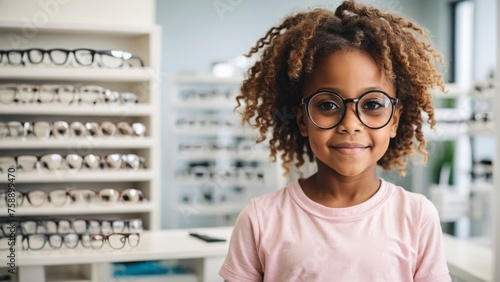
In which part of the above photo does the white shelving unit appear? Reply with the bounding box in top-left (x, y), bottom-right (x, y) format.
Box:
top-left (425, 79), bottom-right (498, 281)
top-left (494, 3), bottom-right (500, 279)
top-left (0, 22), bottom-right (161, 282)
top-left (425, 83), bottom-right (494, 237)
top-left (166, 74), bottom-right (286, 229)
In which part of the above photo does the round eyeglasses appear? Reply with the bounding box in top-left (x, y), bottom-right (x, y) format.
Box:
top-left (300, 90), bottom-right (399, 130)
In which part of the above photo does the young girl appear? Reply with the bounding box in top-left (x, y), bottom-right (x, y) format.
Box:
top-left (220, 1), bottom-right (451, 281)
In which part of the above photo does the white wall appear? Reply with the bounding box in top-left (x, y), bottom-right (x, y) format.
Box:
top-left (156, 0), bottom-right (422, 76)
top-left (0, 0), bottom-right (155, 27)
top-left (419, 0), bottom-right (497, 82)
top-left (474, 0), bottom-right (497, 80)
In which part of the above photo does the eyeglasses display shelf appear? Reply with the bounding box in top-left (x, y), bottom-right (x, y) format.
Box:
top-left (11, 227), bottom-right (232, 282)
top-left (0, 21), bottom-right (162, 282)
top-left (416, 79), bottom-right (497, 278)
top-left (0, 138), bottom-right (153, 149)
top-left (166, 74), bottom-right (288, 229)
top-left (0, 104), bottom-right (154, 116)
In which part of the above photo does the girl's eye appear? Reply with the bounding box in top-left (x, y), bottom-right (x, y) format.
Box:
top-left (362, 99), bottom-right (386, 110)
top-left (317, 101), bottom-right (339, 111)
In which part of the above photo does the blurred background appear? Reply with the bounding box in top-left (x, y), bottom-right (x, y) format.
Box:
top-left (0, 0), bottom-right (497, 281)
top-left (157, 0), bottom-right (497, 241)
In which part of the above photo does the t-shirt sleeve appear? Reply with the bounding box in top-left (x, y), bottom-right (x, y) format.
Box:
top-left (219, 201), bottom-right (263, 282)
top-left (414, 197), bottom-right (451, 282)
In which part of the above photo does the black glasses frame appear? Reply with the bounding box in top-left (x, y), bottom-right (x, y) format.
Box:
top-left (0, 48), bottom-right (96, 66)
top-left (0, 49), bottom-right (34, 66)
top-left (47, 48), bottom-right (96, 66)
top-left (15, 189), bottom-right (76, 208)
top-left (88, 232), bottom-right (140, 250)
top-left (0, 48), bottom-right (144, 68)
top-left (300, 89), bottom-right (399, 130)
top-left (20, 218), bottom-right (83, 235)
top-left (21, 233), bottom-right (92, 250)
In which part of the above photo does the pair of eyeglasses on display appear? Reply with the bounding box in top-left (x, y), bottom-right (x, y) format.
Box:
top-left (0, 83), bottom-right (140, 105)
top-left (176, 116), bottom-right (237, 129)
top-left (178, 142), bottom-right (237, 154)
top-left (0, 153), bottom-right (101, 173)
top-left (86, 218), bottom-right (143, 234)
top-left (0, 188), bottom-right (144, 207)
top-left (178, 140), bottom-right (268, 155)
top-left (469, 111), bottom-right (493, 123)
top-left (83, 121), bottom-right (146, 138)
top-left (468, 111), bottom-right (494, 131)
top-left (181, 185), bottom-right (246, 206)
top-left (179, 88), bottom-right (236, 102)
top-left (11, 218), bottom-right (143, 235)
top-left (85, 187), bottom-right (145, 205)
top-left (175, 165), bottom-right (265, 183)
top-left (102, 154), bottom-right (146, 170)
top-left (0, 121), bottom-right (29, 138)
top-left (0, 121), bottom-right (88, 139)
top-left (19, 232), bottom-right (140, 251)
top-left (18, 219), bottom-right (83, 235)
top-left (0, 48), bottom-right (144, 68)
top-left (0, 121), bottom-right (146, 139)
top-left (236, 140), bottom-right (269, 154)
top-left (471, 160), bottom-right (493, 180)
top-left (18, 233), bottom-right (91, 250)
top-left (471, 81), bottom-right (495, 98)
top-left (0, 153), bottom-right (146, 174)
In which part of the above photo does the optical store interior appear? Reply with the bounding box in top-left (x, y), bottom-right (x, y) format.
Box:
top-left (0, 0), bottom-right (498, 281)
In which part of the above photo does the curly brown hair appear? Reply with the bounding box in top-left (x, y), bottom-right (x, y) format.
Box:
top-left (235, 0), bottom-right (445, 175)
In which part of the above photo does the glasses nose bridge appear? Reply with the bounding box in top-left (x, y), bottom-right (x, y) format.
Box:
top-left (342, 97), bottom-right (359, 107)
top-left (341, 97), bottom-right (360, 116)
top-left (339, 97), bottom-right (362, 127)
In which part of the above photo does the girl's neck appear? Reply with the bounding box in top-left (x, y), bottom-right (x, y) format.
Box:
top-left (300, 169), bottom-right (381, 208)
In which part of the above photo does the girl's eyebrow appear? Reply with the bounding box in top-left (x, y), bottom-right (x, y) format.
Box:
top-left (313, 86), bottom-right (390, 95)
top-left (314, 87), bottom-right (342, 93)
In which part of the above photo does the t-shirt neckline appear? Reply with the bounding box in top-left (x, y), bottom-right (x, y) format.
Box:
top-left (288, 178), bottom-right (392, 222)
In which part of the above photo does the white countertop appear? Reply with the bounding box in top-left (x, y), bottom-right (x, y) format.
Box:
top-left (15, 228), bottom-right (493, 282)
top-left (442, 233), bottom-right (493, 282)
top-left (16, 227), bottom-right (233, 266)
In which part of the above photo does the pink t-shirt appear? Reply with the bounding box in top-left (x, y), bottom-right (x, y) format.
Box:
top-left (219, 178), bottom-right (451, 282)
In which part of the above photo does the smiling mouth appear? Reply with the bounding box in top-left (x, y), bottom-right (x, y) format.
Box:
top-left (329, 145), bottom-right (368, 155)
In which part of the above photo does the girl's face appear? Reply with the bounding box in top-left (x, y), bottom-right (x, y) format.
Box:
top-left (296, 49), bottom-right (401, 177)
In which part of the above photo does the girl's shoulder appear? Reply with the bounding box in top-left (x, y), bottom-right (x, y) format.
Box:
top-left (239, 181), bottom-right (301, 219)
top-left (383, 179), bottom-right (440, 220)
top-left (249, 181), bottom-right (297, 206)
top-left (386, 180), bottom-right (429, 203)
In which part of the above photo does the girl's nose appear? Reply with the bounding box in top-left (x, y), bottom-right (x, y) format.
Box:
top-left (336, 104), bottom-right (363, 133)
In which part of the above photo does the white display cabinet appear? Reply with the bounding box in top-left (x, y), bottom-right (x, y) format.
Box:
top-left (166, 74), bottom-right (287, 229)
top-left (424, 83), bottom-right (494, 237)
top-left (423, 81), bottom-right (497, 281)
top-left (0, 22), bottom-right (161, 282)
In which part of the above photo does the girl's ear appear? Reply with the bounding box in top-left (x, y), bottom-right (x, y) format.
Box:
top-left (390, 105), bottom-right (403, 138)
top-left (293, 106), bottom-right (308, 137)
